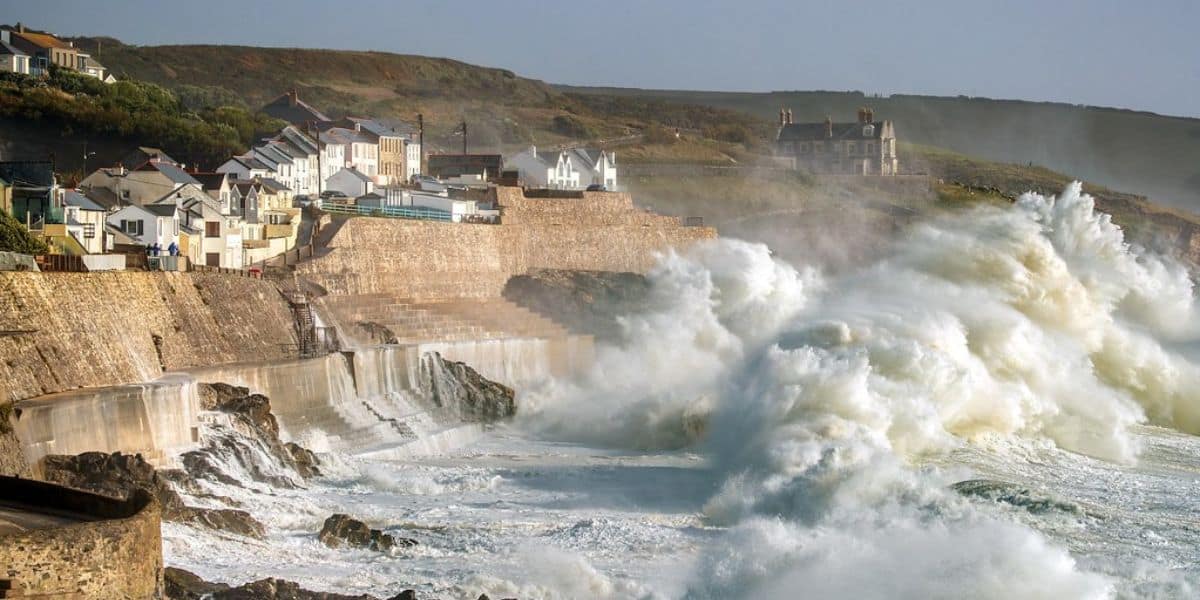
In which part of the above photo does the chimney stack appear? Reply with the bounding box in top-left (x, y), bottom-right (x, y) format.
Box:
top-left (857, 107), bottom-right (874, 124)
top-left (17, 23), bottom-right (25, 33)
top-left (288, 89), bottom-right (298, 107)
top-left (786, 109), bottom-right (793, 124)
top-left (779, 108), bottom-right (786, 126)
top-left (825, 116), bottom-right (833, 138)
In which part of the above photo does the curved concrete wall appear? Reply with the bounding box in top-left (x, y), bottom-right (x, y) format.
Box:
top-left (0, 477), bottom-right (162, 599)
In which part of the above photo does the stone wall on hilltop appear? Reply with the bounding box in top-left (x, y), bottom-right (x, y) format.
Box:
top-left (0, 272), bottom-right (297, 403)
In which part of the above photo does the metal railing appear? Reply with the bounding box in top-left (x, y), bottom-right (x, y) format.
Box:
top-left (322, 203), bottom-right (452, 222)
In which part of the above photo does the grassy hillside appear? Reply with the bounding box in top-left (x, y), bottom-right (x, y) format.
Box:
top-left (562, 86), bottom-right (1200, 213)
top-left (68, 39), bottom-right (766, 158)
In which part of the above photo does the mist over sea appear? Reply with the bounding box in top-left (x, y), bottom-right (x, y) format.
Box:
top-left (166, 183), bottom-right (1200, 599)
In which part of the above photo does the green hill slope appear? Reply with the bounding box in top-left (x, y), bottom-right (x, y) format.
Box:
top-left (561, 86), bottom-right (1200, 212)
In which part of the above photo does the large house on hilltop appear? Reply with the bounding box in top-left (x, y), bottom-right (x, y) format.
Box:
top-left (505, 146), bottom-right (618, 190)
top-left (0, 24), bottom-right (111, 81)
top-left (775, 107), bottom-right (898, 175)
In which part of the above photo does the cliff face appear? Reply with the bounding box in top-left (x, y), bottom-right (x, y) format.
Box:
top-left (0, 272), bottom-right (297, 403)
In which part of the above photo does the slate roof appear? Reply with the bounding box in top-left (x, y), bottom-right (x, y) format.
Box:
top-left (259, 178), bottom-right (292, 193)
top-left (147, 161), bottom-right (201, 186)
top-left (190, 172), bottom-right (228, 192)
top-left (777, 121), bottom-right (886, 142)
top-left (105, 223), bottom-right (139, 245)
top-left (0, 40), bottom-right (26, 56)
top-left (80, 187), bottom-right (120, 210)
top-left (0, 161), bottom-right (54, 187)
top-left (333, 167), bottom-right (372, 183)
top-left (144, 204), bottom-right (178, 218)
top-left (262, 91), bottom-right (331, 126)
top-left (62, 189), bottom-right (105, 211)
top-left (228, 156), bottom-right (273, 171)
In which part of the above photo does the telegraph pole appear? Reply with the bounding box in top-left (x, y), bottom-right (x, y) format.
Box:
top-left (417, 113), bottom-right (424, 176)
top-left (461, 120), bottom-right (467, 155)
top-left (309, 120), bottom-right (322, 198)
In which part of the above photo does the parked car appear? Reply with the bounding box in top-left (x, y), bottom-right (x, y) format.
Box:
top-left (586, 184), bottom-right (607, 192)
top-left (320, 190), bottom-right (347, 200)
top-left (293, 195), bottom-right (314, 208)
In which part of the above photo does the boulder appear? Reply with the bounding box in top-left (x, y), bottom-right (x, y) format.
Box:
top-left (318, 514), bottom-right (417, 552)
top-left (165, 569), bottom-right (383, 600)
top-left (41, 451), bottom-right (266, 538)
top-left (420, 353), bottom-right (516, 422)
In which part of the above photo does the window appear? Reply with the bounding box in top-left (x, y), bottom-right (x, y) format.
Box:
top-left (173, 219), bottom-right (179, 235)
top-left (866, 143), bottom-right (875, 154)
top-left (846, 142), bottom-right (856, 154)
top-left (122, 189), bottom-right (130, 199)
top-left (121, 219), bottom-right (143, 236)
top-left (799, 142), bottom-right (810, 154)
top-left (863, 124), bottom-right (875, 137)
top-left (205, 221), bottom-right (221, 237)
top-left (83, 223), bottom-right (96, 239)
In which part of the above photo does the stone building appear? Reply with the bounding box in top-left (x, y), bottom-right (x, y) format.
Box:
top-left (775, 107), bottom-right (899, 175)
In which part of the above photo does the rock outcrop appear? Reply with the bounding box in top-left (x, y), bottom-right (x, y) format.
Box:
top-left (165, 568), bottom-right (384, 600)
top-left (318, 514), bottom-right (417, 552)
top-left (419, 353), bottom-right (516, 421)
top-left (180, 383), bottom-right (321, 487)
top-left (40, 451), bottom-right (266, 538)
top-left (0, 402), bottom-right (26, 476)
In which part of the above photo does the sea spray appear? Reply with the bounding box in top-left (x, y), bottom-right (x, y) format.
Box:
top-left (517, 182), bottom-right (1200, 597)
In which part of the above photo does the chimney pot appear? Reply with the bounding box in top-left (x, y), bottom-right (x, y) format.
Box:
top-left (787, 109), bottom-right (793, 125)
top-left (825, 116), bottom-right (833, 138)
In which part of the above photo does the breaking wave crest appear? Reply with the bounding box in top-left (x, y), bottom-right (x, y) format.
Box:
top-left (520, 182), bottom-right (1200, 598)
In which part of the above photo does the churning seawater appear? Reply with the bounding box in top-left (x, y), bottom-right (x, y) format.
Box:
top-left (164, 183), bottom-right (1200, 599)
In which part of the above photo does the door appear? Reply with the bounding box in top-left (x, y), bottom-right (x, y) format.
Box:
top-left (206, 253), bottom-right (220, 267)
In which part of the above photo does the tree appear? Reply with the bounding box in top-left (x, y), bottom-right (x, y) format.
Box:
top-left (0, 211), bottom-right (49, 255)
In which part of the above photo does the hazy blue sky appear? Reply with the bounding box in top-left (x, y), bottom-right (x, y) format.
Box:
top-left (9, 0), bottom-right (1199, 117)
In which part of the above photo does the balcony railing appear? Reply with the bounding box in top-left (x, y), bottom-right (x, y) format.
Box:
top-left (323, 203), bottom-right (452, 222)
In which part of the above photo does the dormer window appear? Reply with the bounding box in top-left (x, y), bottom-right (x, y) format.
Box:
top-left (863, 124), bottom-right (875, 137)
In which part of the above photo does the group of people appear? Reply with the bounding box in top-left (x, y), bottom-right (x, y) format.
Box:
top-left (145, 242), bottom-right (180, 257)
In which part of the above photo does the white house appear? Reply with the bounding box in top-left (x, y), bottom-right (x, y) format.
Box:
top-left (0, 40), bottom-right (30, 74)
top-left (322, 127), bottom-right (378, 178)
top-left (250, 145), bottom-right (294, 191)
top-left (61, 189), bottom-right (108, 254)
top-left (504, 146), bottom-right (580, 189)
top-left (567, 148), bottom-right (618, 190)
top-left (326, 167), bottom-right (374, 198)
top-left (107, 203), bottom-right (179, 253)
top-left (405, 137), bottom-right (422, 180)
top-left (504, 146), bottom-right (617, 190)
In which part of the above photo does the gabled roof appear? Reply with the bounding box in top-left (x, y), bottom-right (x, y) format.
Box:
top-left (258, 178), bottom-right (292, 193)
top-left (225, 156), bottom-right (273, 172)
top-left (80, 187), bottom-right (120, 210)
top-left (777, 120), bottom-right (887, 142)
top-left (332, 167), bottom-right (372, 183)
top-left (262, 90), bottom-right (331, 126)
top-left (11, 30), bottom-right (72, 50)
top-left (190, 172), bottom-right (229, 192)
top-left (62, 189), bottom-right (105, 211)
top-left (231, 181), bottom-right (259, 196)
top-left (145, 161), bottom-right (201, 186)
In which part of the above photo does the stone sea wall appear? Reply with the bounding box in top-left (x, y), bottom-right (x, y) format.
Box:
top-left (0, 477), bottom-right (163, 599)
top-left (0, 271), bottom-right (297, 403)
top-left (299, 188), bottom-right (717, 299)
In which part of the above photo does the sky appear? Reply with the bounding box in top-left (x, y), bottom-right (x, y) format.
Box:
top-left (8, 0), bottom-right (1200, 117)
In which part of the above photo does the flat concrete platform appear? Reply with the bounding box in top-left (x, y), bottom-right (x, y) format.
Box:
top-left (0, 499), bottom-right (97, 535)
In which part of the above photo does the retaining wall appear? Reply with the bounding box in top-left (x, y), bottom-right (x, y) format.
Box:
top-left (0, 271), bottom-right (297, 403)
top-left (299, 187), bottom-right (717, 300)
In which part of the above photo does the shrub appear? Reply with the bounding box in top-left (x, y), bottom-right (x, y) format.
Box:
top-left (0, 211), bottom-right (49, 255)
top-left (552, 114), bottom-right (597, 139)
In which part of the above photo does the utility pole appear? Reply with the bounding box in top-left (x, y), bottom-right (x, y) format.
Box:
top-left (461, 120), bottom-right (467, 155)
top-left (309, 120), bottom-right (322, 199)
top-left (417, 113), bottom-right (424, 176)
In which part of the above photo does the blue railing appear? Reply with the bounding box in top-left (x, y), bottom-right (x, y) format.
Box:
top-left (322, 203), bottom-right (453, 222)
